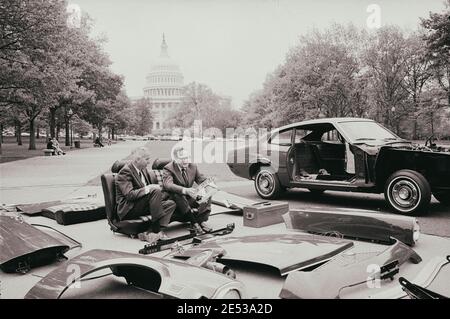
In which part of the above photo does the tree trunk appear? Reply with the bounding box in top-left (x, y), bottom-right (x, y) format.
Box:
top-left (36, 124), bottom-right (40, 139)
top-left (98, 125), bottom-right (102, 140)
top-left (56, 123), bottom-right (61, 140)
top-left (430, 112), bottom-right (434, 136)
top-left (412, 96), bottom-right (418, 140)
top-left (28, 118), bottom-right (36, 150)
top-left (0, 123), bottom-right (3, 155)
top-left (108, 129), bottom-right (111, 139)
top-left (17, 123), bottom-right (22, 146)
top-left (112, 127), bottom-right (115, 140)
top-left (49, 108), bottom-right (56, 138)
top-left (65, 116), bottom-right (70, 146)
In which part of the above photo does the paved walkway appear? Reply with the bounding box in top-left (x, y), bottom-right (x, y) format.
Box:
top-left (0, 141), bottom-right (148, 205)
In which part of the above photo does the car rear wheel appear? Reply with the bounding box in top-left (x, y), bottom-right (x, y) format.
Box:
top-left (384, 170), bottom-right (431, 216)
top-left (254, 168), bottom-right (283, 199)
top-left (433, 191), bottom-right (450, 206)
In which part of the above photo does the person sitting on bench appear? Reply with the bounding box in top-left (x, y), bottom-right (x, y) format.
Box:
top-left (94, 136), bottom-right (104, 147)
top-left (46, 138), bottom-right (56, 155)
top-left (115, 147), bottom-right (176, 243)
top-left (50, 137), bottom-right (65, 155)
top-left (163, 146), bottom-right (212, 234)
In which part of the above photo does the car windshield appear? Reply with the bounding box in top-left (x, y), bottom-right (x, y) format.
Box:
top-left (339, 121), bottom-right (401, 143)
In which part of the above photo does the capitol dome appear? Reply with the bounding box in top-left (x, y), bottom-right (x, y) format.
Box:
top-left (143, 34), bottom-right (184, 133)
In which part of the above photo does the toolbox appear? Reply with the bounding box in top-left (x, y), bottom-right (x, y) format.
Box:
top-left (243, 201), bottom-right (289, 228)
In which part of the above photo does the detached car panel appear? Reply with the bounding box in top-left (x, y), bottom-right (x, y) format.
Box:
top-left (280, 238), bottom-right (422, 299)
top-left (25, 249), bottom-right (246, 299)
top-left (283, 208), bottom-right (420, 246)
top-left (0, 215), bottom-right (70, 273)
top-left (172, 233), bottom-right (354, 275)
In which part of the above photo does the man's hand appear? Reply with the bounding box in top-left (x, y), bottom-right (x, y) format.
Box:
top-left (144, 184), bottom-right (161, 194)
top-left (184, 187), bottom-right (198, 198)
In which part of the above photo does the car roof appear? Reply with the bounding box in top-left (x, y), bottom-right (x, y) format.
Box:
top-left (273, 117), bottom-right (375, 133)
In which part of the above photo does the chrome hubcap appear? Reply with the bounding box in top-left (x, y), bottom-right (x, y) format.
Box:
top-left (391, 180), bottom-right (419, 209)
top-left (257, 172), bottom-right (274, 195)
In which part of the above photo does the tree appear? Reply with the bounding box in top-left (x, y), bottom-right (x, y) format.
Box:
top-left (422, 1), bottom-right (450, 107)
top-left (0, 0), bottom-right (72, 150)
top-left (0, 0), bottom-right (128, 149)
top-left (242, 25), bottom-right (369, 128)
top-left (363, 26), bottom-right (411, 133)
top-left (402, 32), bottom-right (433, 139)
top-left (105, 91), bottom-right (131, 139)
top-left (132, 98), bottom-right (153, 136)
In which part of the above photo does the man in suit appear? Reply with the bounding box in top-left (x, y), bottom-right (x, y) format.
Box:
top-left (163, 145), bottom-right (212, 234)
top-left (116, 147), bottom-right (176, 243)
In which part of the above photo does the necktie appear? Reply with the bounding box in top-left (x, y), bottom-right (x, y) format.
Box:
top-left (139, 171), bottom-right (147, 186)
top-left (181, 168), bottom-right (188, 186)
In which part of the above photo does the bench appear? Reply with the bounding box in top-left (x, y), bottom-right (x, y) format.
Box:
top-left (43, 149), bottom-right (55, 156)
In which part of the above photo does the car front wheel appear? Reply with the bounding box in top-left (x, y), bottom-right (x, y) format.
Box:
top-left (254, 168), bottom-right (283, 199)
top-left (384, 170), bottom-right (431, 216)
top-left (433, 191), bottom-right (450, 206)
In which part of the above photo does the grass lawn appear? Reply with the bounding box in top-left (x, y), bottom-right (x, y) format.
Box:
top-left (0, 136), bottom-right (100, 164)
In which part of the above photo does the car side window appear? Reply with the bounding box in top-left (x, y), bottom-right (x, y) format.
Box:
top-left (294, 129), bottom-right (312, 143)
top-left (322, 129), bottom-right (344, 144)
top-left (269, 129), bottom-right (292, 146)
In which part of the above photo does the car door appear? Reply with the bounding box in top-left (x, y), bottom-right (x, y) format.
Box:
top-left (286, 127), bottom-right (311, 181)
top-left (267, 128), bottom-right (293, 185)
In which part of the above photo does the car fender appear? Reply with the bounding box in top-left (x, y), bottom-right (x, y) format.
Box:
top-left (248, 157), bottom-right (272, 179)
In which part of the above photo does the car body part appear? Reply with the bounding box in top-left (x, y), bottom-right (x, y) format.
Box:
top-left (184, 248), bottom-right (236, 279)
top-left (16, 200), bottom-right (63, 215)
top-left (370, 255), bottom-right (450, 299)
top-left (280, 238), bottom-right (421, 299)
top-left (25, 249), bottom-right (246, 299)
top-left (283, 208), bottom-right (420, 246)
top-left (226, 117), bottom-right (450, 215)
top-left (399, 277), bottom-right (448, 299)
top-left (139, 223), bottom-right (235, 254)
top-left (0, 215), bottom-right (72, 273)
top-left (41, 202), bottom-right (106, 225)
top-left (173, 233), bottom-right (354, 276)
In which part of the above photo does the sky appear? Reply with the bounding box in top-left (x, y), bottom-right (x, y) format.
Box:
top-left (72, 0), bottom-right (447, 108)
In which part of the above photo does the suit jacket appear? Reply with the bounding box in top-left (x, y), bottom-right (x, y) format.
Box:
top-left (162, 162), bottom-right (207, 195)
top-left (115, 163), bottom-right (161, 220)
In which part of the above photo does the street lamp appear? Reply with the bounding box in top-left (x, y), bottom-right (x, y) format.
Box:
top-left (68, 108), bottom-right (73, 147)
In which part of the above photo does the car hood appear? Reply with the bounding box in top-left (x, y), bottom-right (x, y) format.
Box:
top-left (172, 233), bottom-right (354, 276)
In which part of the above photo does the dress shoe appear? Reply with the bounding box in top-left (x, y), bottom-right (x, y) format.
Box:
top-left (191, 223), bottom-right (205, 235)
top-left (200, 222), bottom-right (213, 233)
top-left (138, 231), bottom-right (161, 244)
top-left (158, 231), bottom-right (170, 240)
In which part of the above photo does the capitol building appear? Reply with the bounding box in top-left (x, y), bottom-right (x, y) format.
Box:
top-left (143, 35), bottom-right (184, 134)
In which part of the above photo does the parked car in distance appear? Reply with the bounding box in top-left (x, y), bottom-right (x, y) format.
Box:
top-left (227, 117), bottom-right (450, 216)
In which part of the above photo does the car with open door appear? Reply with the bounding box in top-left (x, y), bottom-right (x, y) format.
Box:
top-left (227, 118), bottom-right (450, 216)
